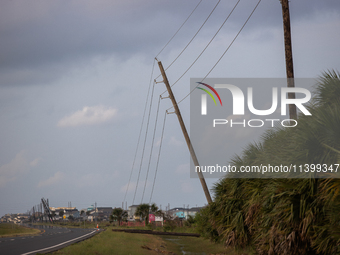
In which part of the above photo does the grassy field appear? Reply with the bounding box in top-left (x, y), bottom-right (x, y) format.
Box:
top-left (0, 223), bottom-right (41, 237)
top-left (159, 235), bottom-right (253, 255)
top-left (51, 227), bottom-right (253, 255)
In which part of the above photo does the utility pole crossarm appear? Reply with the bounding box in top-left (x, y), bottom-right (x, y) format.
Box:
top-left (157, 60), bottom-right (212, 204)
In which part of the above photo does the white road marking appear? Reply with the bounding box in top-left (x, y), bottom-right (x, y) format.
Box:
top-left (21, 230), bottom-right (97, 255)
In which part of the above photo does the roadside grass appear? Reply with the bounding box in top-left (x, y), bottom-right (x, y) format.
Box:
top-left (161, 235), bottom-right (229, 254)
top-left (161, 235), bottom-right (255, 255)
top-left (51, 227), bottom-right (253, 255)
top-left (0, 223), bottom-right (40, 237)
top-left (112, 223), bottom-right (199, 234)
top-left (52, 229), bottom-right (166, 255)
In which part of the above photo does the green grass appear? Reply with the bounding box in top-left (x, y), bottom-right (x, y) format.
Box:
top-left (51, 227), bottom-right (253, 255)
top-left (0, 223), bottom-right (41, 237)
top-left (161, 236), bottom-right (254, 255)
top-left (52, 229), bottom-right (166, 255)
top-left (161, 236), bottom-right (226, 254)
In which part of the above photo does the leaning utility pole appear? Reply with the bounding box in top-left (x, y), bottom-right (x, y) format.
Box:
top-left (157, 59), bottom-right (212, 204)
top-left (280, 0), bottom-right (297, 120)
top-left (41, 197), bottom-right (54, 224)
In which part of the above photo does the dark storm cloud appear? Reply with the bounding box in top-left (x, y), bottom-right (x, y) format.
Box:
top-left (0, 0), bottom-right (205, 85)
top-left (0, 0), bottom-right (199, 69)
top-left (0, 0), bottom-right (339, 86)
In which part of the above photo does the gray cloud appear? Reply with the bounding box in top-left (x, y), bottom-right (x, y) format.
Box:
top-left (1, 0), bottom-right (339, 86)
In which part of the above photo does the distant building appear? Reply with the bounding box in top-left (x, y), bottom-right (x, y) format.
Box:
top-left (97, 207), bottom-right (113, 221)
top-left (128, 205), bottom-right (139, 221)
top-left (50, 207), bottom-right (76, 216)
top-left (49, 207), bottom-right (79, 220)
top-left (0, 213), bottom-right (30, 224)
top-left (126, 205), bottom-right (204, 221)
top-left (168, 207), bottom-right (204, 219)
top-left (65, 209), bottom-right (79, 219)
top-left (84, 207), bottom-right (113, 221)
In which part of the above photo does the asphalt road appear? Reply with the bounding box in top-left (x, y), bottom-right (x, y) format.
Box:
top-left (0, 225), bottom-right (100, 255)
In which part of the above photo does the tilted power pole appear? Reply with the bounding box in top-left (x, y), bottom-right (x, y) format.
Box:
top-left (41, 197), bottom-right (54, 223)
top-left (157, 59), bottom-right (212, 204)
top-left (280, 0), bottom-right (297, 120)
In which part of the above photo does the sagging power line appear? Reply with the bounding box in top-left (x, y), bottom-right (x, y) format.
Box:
top-left (161, 0), bottom-right (241, 96)
top-left (156, 0), bottom-right (203, 58)
top-left (149, 110), bottom-right (167, 204)
top-left (140, 96), bottom-right (162, 203)
top-left (125, 0), bottom-right (263, 207)
top-left (168, 0), bottom-right (262, 110)
top-left (123, 59), bottom-right (156, 204)
top-left (132, 80), bottom-right (156, 205)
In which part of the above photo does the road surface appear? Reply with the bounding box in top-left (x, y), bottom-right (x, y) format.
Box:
top-left (0, 224), bottom-right (100, 255)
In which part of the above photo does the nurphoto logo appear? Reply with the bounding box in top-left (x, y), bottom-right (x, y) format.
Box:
top-left (195, 80), bottom-right (312, 128)
top-left (190, 78), bottom-right (315, 178)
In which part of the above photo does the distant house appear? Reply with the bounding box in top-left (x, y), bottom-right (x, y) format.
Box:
top-left (97, 207), bottom-right (113, 221)
top-left (168, 207), bottom-right (204, 219)
top-left (168, 207), bottom-right (186, 219)
top-left (65, 209), bottom-right (79, 217)
top-left (49, 207), bottom-right (79, 220)
top-left (0, 213), bottom-right (30, 224)
top-left (128, 205), bottom-right (139, 221)
top-left (85, 207), bottom-right (113, 221)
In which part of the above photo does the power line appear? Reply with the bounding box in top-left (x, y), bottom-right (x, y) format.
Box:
top-left (123, 59), bottom-right (156, 204)
top-left (156, 0), bottom-right (203, 58)
top-left (132, 80), bottom-right (156, 205)
top-left (130, 1), bottom-right (202, 205)
top-left (203, 0), bottom-right (262, 79)
top-left (141, 96), bottom-right (162, 203)
top-left (125, 2), bottom-right (203, 205)
top-left (161, 0), bottom-right (241, 95)
top-left (170, 0), bottom-right (262, 109)
top-left (149, 110), bottom-right (167, 204)
top-left (163, 0), bottom-right (221, 72)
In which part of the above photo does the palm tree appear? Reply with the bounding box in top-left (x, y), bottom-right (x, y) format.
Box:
top-left (196, 70), bottom-right (340, 254)
top-left (135, 204), bottom-right (151, 226)
top-left (150, 203), bottom-right (161, 215)
top-left (111, 207), bottom-right (127, 226)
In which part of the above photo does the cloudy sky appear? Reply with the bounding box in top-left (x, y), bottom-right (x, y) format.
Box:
top-left (0, 0), bottom-right (339, 216)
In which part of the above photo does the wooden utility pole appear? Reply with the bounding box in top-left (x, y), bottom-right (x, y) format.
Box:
top-left (157, 60), bottom-right (212, 204)
top-left (280, 0), bottom-right (297, 120)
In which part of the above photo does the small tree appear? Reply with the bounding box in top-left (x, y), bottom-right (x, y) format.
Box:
top-left (111, 208), bottom-right (127, 226)
top-left (59, 210), bottom-right (64, 218)
top-left (184, 215), bottom-right (196, 227)
top-left (135, 204), bottom-right (151, 226)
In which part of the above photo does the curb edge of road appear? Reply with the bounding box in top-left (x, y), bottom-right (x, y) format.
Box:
top-left (21, 228), bottom-right (104, 255)
top-left (41, 228), bottom-right (104, 254)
